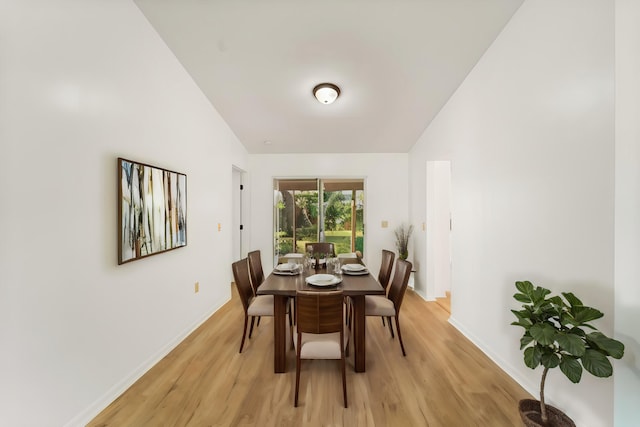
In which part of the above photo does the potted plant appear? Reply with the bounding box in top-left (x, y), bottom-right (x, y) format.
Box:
top-left (394, 223), bottom-right (413, 260)
top-left (511, 280), bottom-right (624, 427)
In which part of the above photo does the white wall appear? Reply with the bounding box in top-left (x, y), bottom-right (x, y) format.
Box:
top-left (248, 153), bottom-right (409, 278)
top-left (614, 0), bottom-right (640, 425)
top-left (409, 1), bottom-right (617, 426)
top-left (0, 1), bottom-right (247, 426)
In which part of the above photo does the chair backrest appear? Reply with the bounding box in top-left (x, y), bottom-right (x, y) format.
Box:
top-left (232, 258), bottom-right (254, 313)
top-left (378, 249), bottom-right (395, 293)
top-left (247, 250), bottom-right (264, 294)
top-left (387, 259), bottom-right (412, 312)
top-left (296, 290), bottom-right (344, 334)
top-left (305, 242), bottom-right (336, 258)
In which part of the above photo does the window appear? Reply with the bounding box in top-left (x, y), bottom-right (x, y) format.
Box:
top-left (274, 178), bottom-right (364, 263)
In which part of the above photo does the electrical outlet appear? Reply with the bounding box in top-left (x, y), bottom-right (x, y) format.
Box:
top-left (194, 281), bottom-right (199, 293)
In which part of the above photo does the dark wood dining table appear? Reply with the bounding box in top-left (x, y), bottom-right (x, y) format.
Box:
top-left (257, 264), bottom-right (384, 374)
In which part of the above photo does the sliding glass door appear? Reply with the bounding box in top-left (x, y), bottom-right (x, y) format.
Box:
top-left (274, 178), bottom-right (364, 262)
top-left (274, 179), bottom-right (319, 256)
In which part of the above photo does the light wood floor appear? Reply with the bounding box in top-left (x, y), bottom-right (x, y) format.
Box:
top-left (436, 291), bottom-right (451, 314)
top-left (89, 286), bottom-right (531, 426)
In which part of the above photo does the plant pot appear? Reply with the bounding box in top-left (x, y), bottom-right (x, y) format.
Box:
top-left (518, 399), bottom-right (575, 427)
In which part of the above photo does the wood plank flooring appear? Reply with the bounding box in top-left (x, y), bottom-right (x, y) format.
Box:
top-left (435, 291), bottom-right (451, 314)
top-left (88, 286), bottom-right (531, 426)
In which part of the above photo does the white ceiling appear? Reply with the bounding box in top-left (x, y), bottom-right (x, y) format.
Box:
top-left (134, 0), bottom-right (523, 154)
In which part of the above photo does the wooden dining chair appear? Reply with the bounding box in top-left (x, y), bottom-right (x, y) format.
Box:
top-left (294, 290), bottom-right (348, 408)
top-left (247, 250), bottom-right (265, 294)
top-left (378, 249), bottom-right (396, 293)
top-left (247, 249), bottom-right (266, 326)
top-left (377, 249), bottom-right (396, 328)
top-left (347, 249), bottom-right (395, 329)
top-left (232, 258), bottom-right (290, 353)
top-left (365, 259), bottom-right (412, 356)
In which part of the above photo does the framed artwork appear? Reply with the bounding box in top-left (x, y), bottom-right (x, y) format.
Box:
top-left (118, 157), bottom-right (187, 264)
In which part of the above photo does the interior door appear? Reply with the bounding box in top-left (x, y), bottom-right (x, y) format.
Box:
top-left (232, 167), bottom-right (244, 261)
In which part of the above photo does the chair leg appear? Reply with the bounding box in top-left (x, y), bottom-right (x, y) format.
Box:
top-left (239, 315), bottom-right (249, 353)
top-left (345, 297), bottom-right (351, 326)
top-left (249, 316), bottom-right (256, 338)
top-left (381, 317), bottom-right (386, 326)
top-left (345, 326), bottom-right (350, 358)
top-left (295, 337), bottom-right (301, 407)
top-left (341, 353), bottom-right (348, 408)
top-left (288, 300), bottom-right (293, 327)
top-left (387, 316), bottom-right (395, 338)
top-left (395, 316), bottom-right (407, 356)
top-left (288, 321), bottom-right (294, 350)
top-left (257, 316), bottom-right (261, 326)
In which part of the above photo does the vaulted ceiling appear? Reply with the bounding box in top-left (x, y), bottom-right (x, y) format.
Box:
top-left (134, 0), bottom-right (524, 153)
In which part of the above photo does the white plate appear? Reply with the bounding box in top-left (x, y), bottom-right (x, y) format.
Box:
top-left (273, 269), bottom-right (300, 276)
top-left (342, 263), bottom-right (366, 272)
top-left (276, 263), bottom-right (298, 272)
top-left (305, 274), bottom-right (342, 287)
top-left (342, 269), bottom-right (369, 276)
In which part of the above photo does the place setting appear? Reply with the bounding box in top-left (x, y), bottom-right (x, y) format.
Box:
top-left (341, 263), bottom-right (369, 275)
top-left (273, 262), bottom-right (303, 275)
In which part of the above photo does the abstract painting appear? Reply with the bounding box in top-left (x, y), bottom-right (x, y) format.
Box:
top-left (118, 158), bottom-right (187, 264)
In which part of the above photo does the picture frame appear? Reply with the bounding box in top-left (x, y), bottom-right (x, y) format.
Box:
top-left (118, 157), bottom-right (187, 264)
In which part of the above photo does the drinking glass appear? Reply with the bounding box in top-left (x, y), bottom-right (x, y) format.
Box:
top-left (333, 259), bottom-right (342, 276)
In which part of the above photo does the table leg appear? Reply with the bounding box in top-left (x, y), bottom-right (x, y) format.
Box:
top-left (273, 295), bottom-right (287, 373)
top-left (351, 295), bottom-right (366, 372)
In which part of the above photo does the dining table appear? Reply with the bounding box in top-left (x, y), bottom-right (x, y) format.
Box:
top-left (257, 261), bottom-right (385, 374)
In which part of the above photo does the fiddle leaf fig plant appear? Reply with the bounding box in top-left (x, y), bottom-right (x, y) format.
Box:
top-left (511, 280), bottom-right (624, 424)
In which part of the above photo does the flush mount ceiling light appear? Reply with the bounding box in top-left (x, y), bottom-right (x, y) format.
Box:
top-left (313, 83), bottom-right (340, 104)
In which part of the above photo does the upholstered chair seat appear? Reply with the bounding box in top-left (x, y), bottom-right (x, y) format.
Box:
top-left (294, 327), bottom-right (349, 359)
top-left (364, 294), bottom-right (396, 317)
top-left (247, 295), bottom-right (276, 317)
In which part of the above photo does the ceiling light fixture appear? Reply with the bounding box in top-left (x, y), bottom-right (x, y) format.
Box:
top-left (313, 83), bottom-right (340, 104)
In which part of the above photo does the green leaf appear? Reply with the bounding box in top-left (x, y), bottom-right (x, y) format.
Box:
top-left (524, 346), bottom-right (542, 369)
top-left (560, 355), bottom-right (582, 383)
top-left (582, 349), bottom-right (613, 377)
top-left (556, 332), bottom-right (586, 356)
top-left (531, 286), bottom-right (551, 304)
top-left (511, 309), bottom-right (531, 323)
top-left (572, 306), bottom-right (604, 324)
top-left (514, 293), bottom-right (531, 303)
top-left (562, 292), bottom-right (583, 307)
top-left (541, 352), bottom-right (560, 369)
top-left (586, 332), bottom-right (625, 359)
top-left (548, 295), bottom-right (565, 307)
top-left (560, 312), bottom-right (579, 328)
top-left (530, 323), bottom-right (556, 346)
top-left (520, 335), bottom-right (534, 349)
top-left (515, 281), bottom-right (534, 296)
